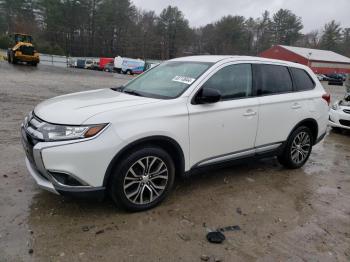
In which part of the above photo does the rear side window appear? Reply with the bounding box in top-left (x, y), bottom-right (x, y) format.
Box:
top-left (256, 64), bottom-right (293, 95)
top-left (202, 64), bottom-right (252, 100)
top-left (290, 68), bottom-right (315, 91)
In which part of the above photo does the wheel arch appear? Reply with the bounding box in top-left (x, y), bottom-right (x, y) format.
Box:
top-left (103, 136), bottom-right (185, 187)
top-left (288, 118), bottom-right (319, 145)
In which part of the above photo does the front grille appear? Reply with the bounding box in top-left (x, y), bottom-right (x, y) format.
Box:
top-left (21, 115), bottom-right (50, 182)
top-left (25, 115), bottom-right (44, 140)
top-left (28, 156), bottom-right (49, 182)
top-left (339, 119), bottom-right (350, 127)
top-left (343, 109), bottom-right (350, 114)
top-left (21, 114), bottom-right (45, 163)
top-left (20, 45), bottom-right (34, 55)
top-left (21, 127), bottom-right (35, 164)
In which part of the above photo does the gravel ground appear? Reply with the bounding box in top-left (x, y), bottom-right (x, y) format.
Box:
top-left (0, 61), bottom-right (349, 262)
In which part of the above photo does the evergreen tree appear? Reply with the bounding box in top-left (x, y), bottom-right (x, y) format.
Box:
top-left (320, 20), bottom-right (342, 52)
top-left (271, 9), bottom-right (303, 45)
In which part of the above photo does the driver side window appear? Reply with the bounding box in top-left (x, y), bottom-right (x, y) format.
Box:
top-left (202, 64), bottom-right (253, 100)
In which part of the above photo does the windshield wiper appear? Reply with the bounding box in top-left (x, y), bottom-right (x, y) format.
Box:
top-left (122, 89), bottom-right (143, 97)
top-left (111, 86), bottom-right (143, 97)
top-left (111, 86), bottom-right (124, 92)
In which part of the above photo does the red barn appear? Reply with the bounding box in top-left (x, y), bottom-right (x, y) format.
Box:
top-left (259, 45), bottom-right (350, 74)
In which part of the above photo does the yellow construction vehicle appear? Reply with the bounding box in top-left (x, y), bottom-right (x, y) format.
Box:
top-left (7, 33), bottom-right (40, 66)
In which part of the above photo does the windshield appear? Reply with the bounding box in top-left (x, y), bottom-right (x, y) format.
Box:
top-left (15, 34), bottom-right (32, 43)
top-left (121, 61), bottom-right (213, 99)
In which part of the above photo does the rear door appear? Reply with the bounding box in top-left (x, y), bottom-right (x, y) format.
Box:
top-left (254, 64), bottom-right (310, 147)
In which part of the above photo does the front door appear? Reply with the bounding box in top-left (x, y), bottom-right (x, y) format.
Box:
top-left (188, 63), bottom-right (259, 167)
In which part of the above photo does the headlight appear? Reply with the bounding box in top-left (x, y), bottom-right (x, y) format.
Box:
top-left (23, 111), bottom-right (33, 127)
top-left (38, 123), bottom-right (107, 141)
top-left (331, 102), bottom-right (339, 111)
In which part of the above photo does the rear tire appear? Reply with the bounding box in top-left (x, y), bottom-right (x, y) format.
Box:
top-left (109, 147), bottom-right (175, 212)
top-left (278, 126), bottom-right (313, 169)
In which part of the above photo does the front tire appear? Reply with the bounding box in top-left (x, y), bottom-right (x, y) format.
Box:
top-left (109, 147), bottom-right (175, 211)
top-left (278, 126), bottom-right (313, 169)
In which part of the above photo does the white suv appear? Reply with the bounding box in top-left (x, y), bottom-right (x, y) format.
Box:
top-left (21, 56), bottom-right (329, 211)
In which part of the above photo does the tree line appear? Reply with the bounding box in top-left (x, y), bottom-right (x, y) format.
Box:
top-left (0, 0), bottom-right (349, 60)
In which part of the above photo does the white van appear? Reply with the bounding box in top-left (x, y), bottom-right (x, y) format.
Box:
top-left (121, 58), bottom-right (145, 75)
top-left (114, 56), bottom-right (123, 73)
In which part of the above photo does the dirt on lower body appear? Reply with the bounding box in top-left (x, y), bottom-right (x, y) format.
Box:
top-left (0, 62), bottom-right (349, 262)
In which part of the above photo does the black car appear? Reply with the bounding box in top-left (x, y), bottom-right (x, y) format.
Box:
top-left (327, 73), bottom-right (344, 86)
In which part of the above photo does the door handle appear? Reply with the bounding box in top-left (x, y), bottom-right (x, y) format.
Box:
top-left (291, 103), bottom-right (301, 109)
top-left (243, 109), bottom-right (257, 117)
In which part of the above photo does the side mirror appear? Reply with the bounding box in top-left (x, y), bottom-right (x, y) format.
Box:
top-left (195, 88), bottom-right (221, 104)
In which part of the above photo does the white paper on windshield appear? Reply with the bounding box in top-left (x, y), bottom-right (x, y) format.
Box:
top-left (172, 76), bottom-right (196, 85)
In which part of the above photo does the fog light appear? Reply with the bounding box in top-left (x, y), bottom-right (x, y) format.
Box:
top-left (49, 172), bottom-right (84, 186)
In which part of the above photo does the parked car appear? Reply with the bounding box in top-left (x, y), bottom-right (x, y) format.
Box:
top-left (144, 60), bottom-right (161, 71)
top-left (21, 56), bottom-right (329, 211)
top-left (84, 59), bottom-right (93, 69)
top-left (76, 59), bottom-right (86, 69)
top-left (329, 94), bottom-right (350, 131)
top-left (103, 62), bottom-right (114, 72)
top-left (90, 61), bottom-right (100, 71)
top-left (339, 73), bottom-right (347, 81)
top-left (121, 58), bottom-right (145, 75)
top-left (326, 73), bottom-right (344, 80)
top-left (327, 73), bottom-right (344, 85)
top-left (316, 74), bottom-right (329, 81)
top-left (67, 58), bottom-right (76, 68)
top-left (99, 57), bottom-right (114, 71)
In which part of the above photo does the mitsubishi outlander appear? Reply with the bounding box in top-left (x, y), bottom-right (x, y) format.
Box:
top-left (21, 56), bottom-right (329, 211)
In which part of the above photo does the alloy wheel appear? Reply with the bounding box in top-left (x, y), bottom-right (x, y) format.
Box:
top-left (290, 131), bottom-right (311, 164)
top-left (123, 156), bottom-right (168, 205)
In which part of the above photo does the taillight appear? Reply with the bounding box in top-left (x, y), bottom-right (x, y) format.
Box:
top-left (322, 93), bottom-right (331, 106)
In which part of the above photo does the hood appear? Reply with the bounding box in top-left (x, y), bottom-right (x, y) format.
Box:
top-left (34, 89), bottom-right (159, 125)
top-left (14, 42), bottom-right (34, 50)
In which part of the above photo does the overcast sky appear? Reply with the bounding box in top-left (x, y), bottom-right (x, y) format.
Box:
top-left (132, 0), bottom-right (350, 33)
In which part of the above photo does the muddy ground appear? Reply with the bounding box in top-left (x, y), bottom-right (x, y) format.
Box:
top-left (0, 62), bottom-right (349, 262)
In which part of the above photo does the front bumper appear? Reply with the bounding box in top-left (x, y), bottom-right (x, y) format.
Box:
top-left (25, 157), bottom-right (58, 194)
top-left (15, 53), bottom-right (40, 63)
top-left (21, 122), bottom-right (121, 199)
top-left (25, 157), bottom-right (105, 199)
top-left (329, 108), bottom-right (350, 130)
